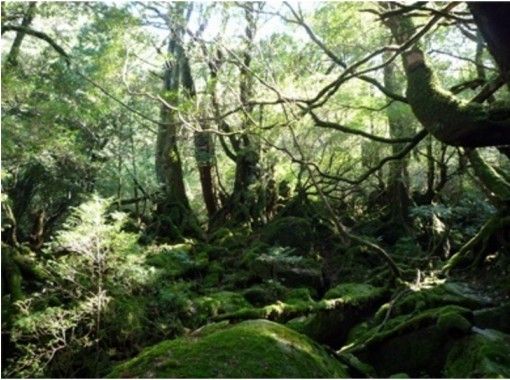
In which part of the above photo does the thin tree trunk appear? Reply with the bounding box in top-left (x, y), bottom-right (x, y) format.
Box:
top-left (5, 2), bottom-right (36, 67)
top-left (384, 55), bottom-right (412, 228)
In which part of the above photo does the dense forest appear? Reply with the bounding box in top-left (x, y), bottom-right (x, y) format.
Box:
top-left (1, 1), bottom-right (510, 378)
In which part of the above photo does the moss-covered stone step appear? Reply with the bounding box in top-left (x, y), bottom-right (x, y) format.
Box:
top-left (108, 319), bottom-right (350, 378)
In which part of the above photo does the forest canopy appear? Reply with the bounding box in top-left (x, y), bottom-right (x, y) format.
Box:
top-left (1, 1), bottom-right (510, 378)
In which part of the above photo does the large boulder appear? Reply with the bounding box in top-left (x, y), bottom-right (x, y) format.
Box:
top-left (108, 320), bottom-right (349, 378)
top-left (345, 305), bottom-right (474, 377)
top-left (473, 302), bottom-right (510, 334)
top-left (444, 328), bottom-right (510, 378)
top-left (295, 283), bottom-right (388, 348)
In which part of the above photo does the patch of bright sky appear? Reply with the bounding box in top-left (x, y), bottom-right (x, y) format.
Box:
top-left (131, 1), bottom-right (320, 45)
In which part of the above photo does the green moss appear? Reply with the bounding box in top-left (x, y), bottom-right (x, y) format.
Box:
top-left (444, 329), bottom-right (510, 378)
top-left (389, 373), bottom-right (409, 378)
top-left (345, 305), bottom-right (472, 352)
top-left (468, 150), bottom-right (510, 201)
top-left (145, 243), bottom-right (199, 277)
top-left (324, 283), bottom-right (386, 304)
top-left (404, 49), bottom-right (510, 152)
top-left (261, 217), bottom-right (314, 253)
top-left (298, 284), bottom-right (387, 348)
top-left (108, 320), bottom-right (349, 378)
top-left (219, 283), bottom-right (386, 348)
top-left (217, 287), bottom-right (380, 324)
top-left (407, 64), bottom-right (484, 141)
top-left (242, 280), bottom-right (287, 307)
top-left (474, 302), bottom-right (510, 333)
top-left (203, 262), bottom-right (224, 288)
top-left (189, 321), bottom-right (231, 337)
top-left (436, 312), bottom-right (472, 334)
top-left (193, 291), bottom-right (250, 319)
top-left (209, 227), bottom-right (252, 249)
top-left (337, 352), bottom-right (377, 377)
top-left (286, 315), bottom-right (312, 334)
top-left (392, 282), bottom-right (492, 315)
top-left (285, 288), bottom-right (315, 303)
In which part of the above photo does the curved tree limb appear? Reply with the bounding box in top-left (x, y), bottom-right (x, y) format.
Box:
top-left (309, 110), bottom-right (416, 144)
top-left (383, 7), bottom-right (510, 148)
top-left (2, 25), bottom-right (70, 64)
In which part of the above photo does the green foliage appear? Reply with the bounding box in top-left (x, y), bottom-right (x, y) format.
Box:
top-left (261, 217), bottom-right (314, 253)
top-left (324, 283), bottom-right (385, 304)
top-left (242, 280), bottom-right (287, 307)
top-left (4, 195), bottom-right (148, 377)
top-left (3, 2), bottom-right (510, 378)
top-left (145, 243), bottom-right (198, 277)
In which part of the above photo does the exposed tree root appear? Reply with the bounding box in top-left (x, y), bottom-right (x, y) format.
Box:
top-left (442, 214), bottom-right (510, 273)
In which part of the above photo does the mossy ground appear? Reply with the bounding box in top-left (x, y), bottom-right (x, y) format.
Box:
top-left (444, 328), bottom-right (510, 378)
top-left (102, 235), bottom-right (510, 379)
top-left (108, 320), bottom-right (349, 378)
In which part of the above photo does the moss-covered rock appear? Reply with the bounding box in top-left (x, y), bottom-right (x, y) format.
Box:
top-left (193, 291), bottom-right (250, 320)
top-left (474, 302), bottom-right (510, 334)
top-left (285, 287), bottom-right (315, 303)
top-left (389, 373), bottom-right (410, 378)
top-left (261, 217), bottom-right (314, 253)
top-left (344, 305), bottom-right (473, 377)
top-left (391, 281), bottom-right (494, 316)
top-left (324, 283), bottom-right (384, 303)
top-left (145, 243), bottom-right (202, 278)
top-left (208, 226), bottom-right (252, 250)
top-left (242, 280), bottom-right (287, 307)
top-left (108, 320), bottom-right (350, 378)
top-left (247, 246), bottom-right (323, 290)
top-left (299, 283), bottom-right (388, 348)
top-left (436, 311), bottom-right (472, 334)
top-left (444, 328), bottom-right (510, 378)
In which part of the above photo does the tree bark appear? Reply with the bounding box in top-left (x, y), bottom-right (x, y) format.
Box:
top-left (384, 56), bottom-right (412, 226)
top-left (231, 2), bottom-right (262, 223)
top-left (179, 37), bottom-right (219, 220)
top-left (155, 20), bottom-right (190, 210)
top-left (469, 3), bottom-right (510, 87)
top-left (5, 2), bottom-right (36, 67)
top-left (383, 8), bottom-right (510, 148)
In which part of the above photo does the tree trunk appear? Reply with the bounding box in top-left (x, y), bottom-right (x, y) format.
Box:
top-left (152, 4), bottom-right (202, 239)
top-left (469, 3), bottom-right (510, 86)
top-left (231, 3), bottom-right (262, 222)
top-left (5, 2), bottom-right (36, 67)
top-left (155, 33), bottom-right (190, 209)
top-left (180, 44), bottom-right (219, 220)
top-left (194, 131), bottom-right (219, 218)
top-left (384, 56), bottom-right (412, 226)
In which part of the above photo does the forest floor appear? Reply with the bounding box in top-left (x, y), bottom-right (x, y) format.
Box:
top-left (3, 198), bottom-right (510, 378)
top-left (106, 210), bottom-right (510, 378)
